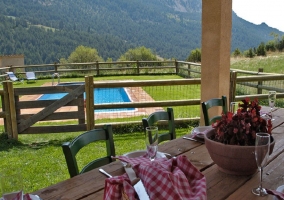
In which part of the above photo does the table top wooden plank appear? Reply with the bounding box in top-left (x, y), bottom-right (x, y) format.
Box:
top-left (182, 145), bottom-right (213, 171)
top-left (203, 164), bottom-right (253, 200)
top-left (158, 133), bottom-right (203, 156)
top-left (272, 123), bottom-right (284, 134)
top-left (84, 190), bottom-right (105, 200)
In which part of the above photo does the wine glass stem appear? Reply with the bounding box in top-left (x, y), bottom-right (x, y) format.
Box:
top-left (259, 167), bottom-right (264, 189)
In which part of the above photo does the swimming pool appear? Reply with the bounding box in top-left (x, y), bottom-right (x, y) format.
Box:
top-left (38, 87), bottom-right (135, 112)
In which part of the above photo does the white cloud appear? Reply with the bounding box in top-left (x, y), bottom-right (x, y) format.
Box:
top-left (233, 0), bottom-right (284, 32)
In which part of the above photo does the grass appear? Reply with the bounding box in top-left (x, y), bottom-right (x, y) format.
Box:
top-left (0, 127), bottom-right (193, 193)
top-left (231, 52), bottom-right (284, 74)
top-left (1, 52), bottom-right (284, 194)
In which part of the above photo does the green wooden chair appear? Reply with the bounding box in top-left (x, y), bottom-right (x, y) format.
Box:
top-left (201, 96), bottom-right (228, 126)
top-left (62, 124), bottom-right (115, 178)
top-left (142, 107), bottom-right (176, 144)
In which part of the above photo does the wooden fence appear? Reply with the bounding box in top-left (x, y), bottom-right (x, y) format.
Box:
top-left (1, 69), bottom-right (284, 139)
top-left (0, 60), bottom-right (201, 81)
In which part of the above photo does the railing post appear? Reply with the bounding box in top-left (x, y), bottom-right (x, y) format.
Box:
top-left (54, 62), bottom-right (58, 73)
top-left (2, 81), bottom-right (18, 139)
top-left (96, 61), bottom-right (99, 76)
top-left (136, 60), bottom-right (140, 75)
top-left (188, 64), bottom-right (191, 77)
top-left (229, 71), bottom-right (237, 103)
top-left (175, 59), bottom-right (179, 74)
top-left (85, 76), bottom-right (94, 130)
top-left (257, 68), bottom-right (263, 94)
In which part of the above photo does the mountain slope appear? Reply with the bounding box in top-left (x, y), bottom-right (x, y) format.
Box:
top-left (0, 0), bottom-right (283, 64)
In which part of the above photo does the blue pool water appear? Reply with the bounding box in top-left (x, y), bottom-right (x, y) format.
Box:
top-left (38, 87), bottom-right (134, 112)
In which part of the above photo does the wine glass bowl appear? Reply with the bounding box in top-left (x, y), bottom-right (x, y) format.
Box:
top-left (252, 132), bottom-right (270, 196)
top-left (145, 126), bottom-right (158, 161)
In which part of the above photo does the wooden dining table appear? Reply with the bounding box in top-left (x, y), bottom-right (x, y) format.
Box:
top-left (33, 106), bottom-right (284, 200)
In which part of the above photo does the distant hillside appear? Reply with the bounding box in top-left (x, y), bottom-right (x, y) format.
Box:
top-left (231, 12), bottom-right (282, 51)
top-left (0, 0), bottom-right (283, 64)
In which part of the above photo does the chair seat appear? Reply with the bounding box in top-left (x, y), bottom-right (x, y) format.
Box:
top-left (6, 72), bottom-right (21, 82)
top-left (26, 72), bottom-right (37, 82)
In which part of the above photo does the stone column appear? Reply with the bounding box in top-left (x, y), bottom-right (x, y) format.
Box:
top-left (200, 0), bottom-right (232, 125)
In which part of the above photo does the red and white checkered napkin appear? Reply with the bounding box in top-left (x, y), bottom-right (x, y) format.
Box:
top-left (104, 154), bottom-right (207, 200)
top-left (103, 173), bottom-right (137, 200)
top-left (266, 188), bottom-right (284, 200)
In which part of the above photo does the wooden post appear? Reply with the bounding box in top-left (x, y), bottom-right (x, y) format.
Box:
top-left (85, 76), bottom-right (94, 130)
top-left (3, 82), bottom-right (12, 138)
top-left (188, 64), bottom-right (191, 77)
top-left (78, 93), bottom-right (85, 124)
top-left (96, 61), bottom-right (99, 76)
top-left (175, 59), bottom-right (179, 74)
top-left (230, 71), bottom-right (237, 103)
top-left (3, 81), bottom-right (18, 139)
top-left (257, 68), bottom-right (263, 94)
top-left (54, 62), bottom-right (58, 73)
top-left (136, 60), bottom-right (140, 75)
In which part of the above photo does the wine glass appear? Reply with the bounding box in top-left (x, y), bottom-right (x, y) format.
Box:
top-left (268, 91), bottom-right (276, 120)
top-left (145, 126), bottom-right (158, 161)
top-left (252, 132), bottom-right (270, 196)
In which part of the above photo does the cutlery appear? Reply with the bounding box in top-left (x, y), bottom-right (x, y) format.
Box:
top-left (124, 164), bottom-right (150, 200)
top-left (99, 168), bottom-right (112, 178)
top-left (183, 136), bottom-right (204, 144)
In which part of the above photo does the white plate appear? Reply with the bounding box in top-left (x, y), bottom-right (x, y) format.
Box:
top-left (123, 150), bottom-right (166, 159)
top-left (191, 126), bottom-right (214, 139)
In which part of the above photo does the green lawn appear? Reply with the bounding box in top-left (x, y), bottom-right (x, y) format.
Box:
top-left (0, 127), bottom-right (193, 193)
top-left (231, 52), bottom-right (284, 74)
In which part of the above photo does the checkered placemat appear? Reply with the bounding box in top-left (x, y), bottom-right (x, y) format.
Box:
top-left (104, 154), bottom-right (207, 200)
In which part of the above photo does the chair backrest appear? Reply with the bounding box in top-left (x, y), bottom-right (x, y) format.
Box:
top-left (62, 124), bottom-right (115, 178)
top-left (26, 72), bottom-right (37, 80)
top-left (142, 107), bottom-right (176, 144)
top-left (6, 72), bottom-right (19, 81)
top-left (201, 96), bottom-right (228, 126)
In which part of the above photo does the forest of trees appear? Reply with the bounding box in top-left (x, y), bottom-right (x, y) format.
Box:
top-left (0, 15), bottom-right (133, 64)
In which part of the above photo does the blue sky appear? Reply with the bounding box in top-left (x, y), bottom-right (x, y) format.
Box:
top-left (233, 0), bottom-right (284, 32)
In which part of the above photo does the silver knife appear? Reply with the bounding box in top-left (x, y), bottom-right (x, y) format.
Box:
top-left (124, 164), bottom-right (150, 200)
